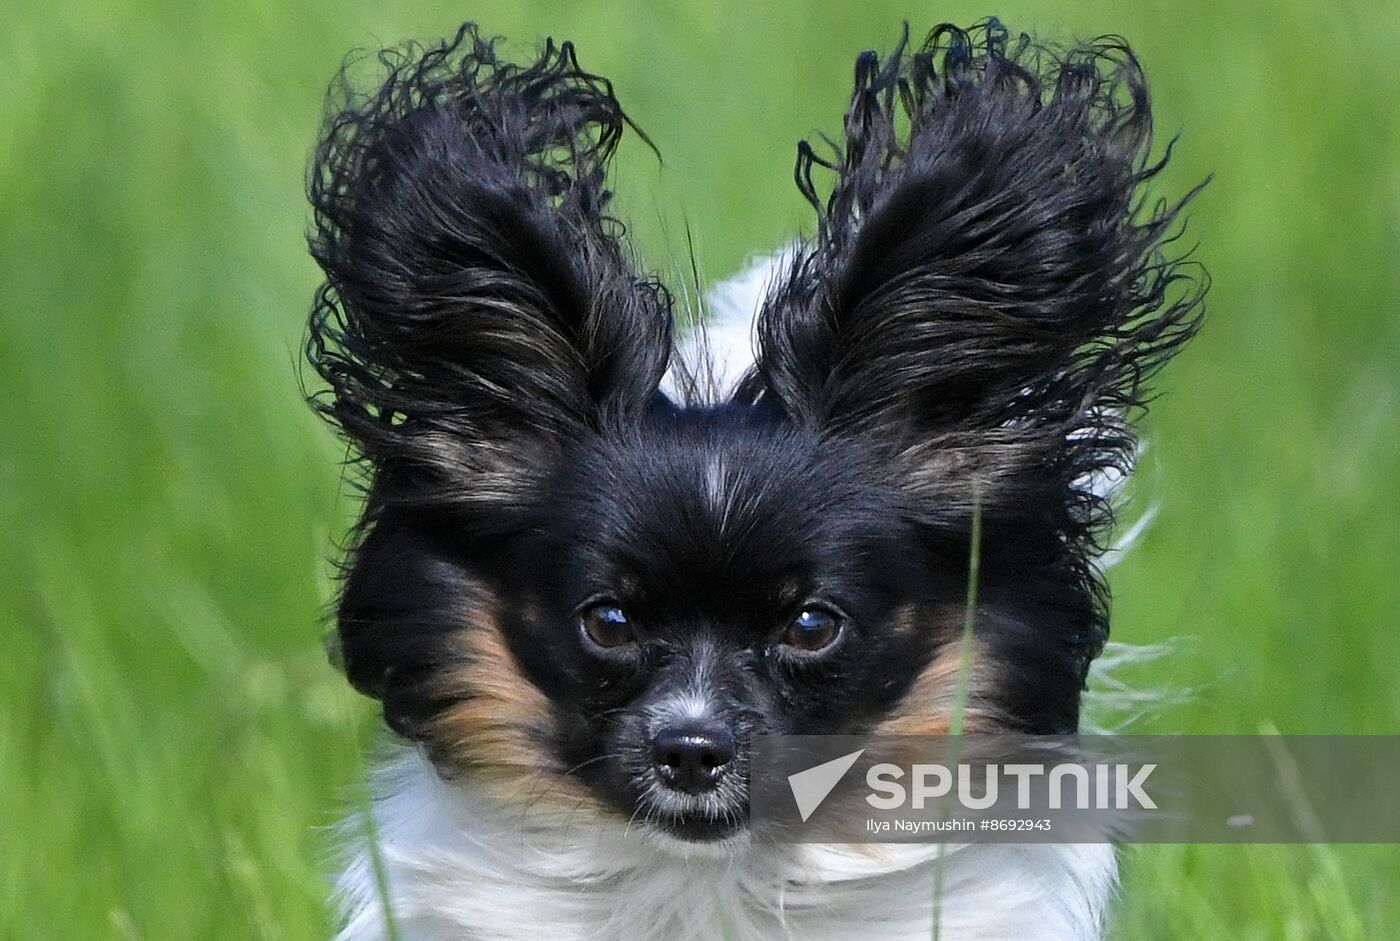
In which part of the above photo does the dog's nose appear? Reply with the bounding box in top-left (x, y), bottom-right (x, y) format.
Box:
top-left (650, 722), bottom-right (736, 794)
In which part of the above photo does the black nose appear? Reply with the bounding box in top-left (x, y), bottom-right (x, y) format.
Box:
top-left (650, 722), bottom-right (736, 794)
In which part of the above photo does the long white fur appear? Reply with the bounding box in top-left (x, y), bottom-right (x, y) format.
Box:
top-left (335, 254), bottom-right (1119, 941)
top-left (335, 751), bottom-right (1116, 941)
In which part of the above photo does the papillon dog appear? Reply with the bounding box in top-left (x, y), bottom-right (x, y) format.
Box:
top-left (304, 18), bottom-right (1205, 941)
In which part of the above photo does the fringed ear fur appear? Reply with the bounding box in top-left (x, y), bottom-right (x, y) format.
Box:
top-left (746, 18), bottom-right (1206, 530)
top-left (305, 23), bottom-right (672, 520)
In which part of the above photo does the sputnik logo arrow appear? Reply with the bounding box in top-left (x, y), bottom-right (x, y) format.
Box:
top-left (787, 749), bottom-right (865, 822)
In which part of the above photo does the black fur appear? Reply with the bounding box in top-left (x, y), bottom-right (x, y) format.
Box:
top-left (305, 20), bottom-right (1205, 832)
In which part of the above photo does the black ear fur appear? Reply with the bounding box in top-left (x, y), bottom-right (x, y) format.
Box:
top-left (306, 24), bottom-right (671, 516)
top-left (742, 20), bottom-right (1207, 678)
top-left (745, 20), bottom-right (1206, 520)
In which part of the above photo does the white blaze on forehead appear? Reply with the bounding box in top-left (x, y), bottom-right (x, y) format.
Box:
top-left (701, 448), bottom-right (736, 533)
top-left (703, 450), bottom-right (724, 504)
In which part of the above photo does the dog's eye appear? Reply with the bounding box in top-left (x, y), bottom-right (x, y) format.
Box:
top-left (781, 606), bottom-right (844, 653)
top-left (579, 603), bottom-right (633, 650)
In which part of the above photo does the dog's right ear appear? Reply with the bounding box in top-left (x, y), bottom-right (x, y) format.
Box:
top-left (306, 24), bottom-right (669, 520)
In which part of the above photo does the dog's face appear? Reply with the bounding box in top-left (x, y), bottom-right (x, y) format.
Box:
top-left (307, 23), bottom-right (1203, 845)
top-left (343, 414), bottom-right (969, 843)
top-left (505, 418), bottom-right (947, 841)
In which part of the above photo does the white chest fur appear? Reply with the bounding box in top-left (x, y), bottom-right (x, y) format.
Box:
top-left (334, 753), bottom-right (1115, 941)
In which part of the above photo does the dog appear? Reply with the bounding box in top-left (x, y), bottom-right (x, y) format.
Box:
top-left (304, 18), bottom-right (1205, 940)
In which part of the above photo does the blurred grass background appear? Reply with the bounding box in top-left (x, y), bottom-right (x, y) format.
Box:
top-left (2, 0), bottom-right (1397, 937)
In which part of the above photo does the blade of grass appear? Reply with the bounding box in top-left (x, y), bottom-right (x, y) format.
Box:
top-left (932, 485), bottom-right (982, 941)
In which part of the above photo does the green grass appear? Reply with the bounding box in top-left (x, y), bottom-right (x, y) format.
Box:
top-left (3, 0), bottom-right (1397, 937)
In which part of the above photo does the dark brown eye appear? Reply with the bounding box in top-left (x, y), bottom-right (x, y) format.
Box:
top-left (579, 603), bottom-right (633, 650)
top-left (782, 606), bottom-right (844, 653)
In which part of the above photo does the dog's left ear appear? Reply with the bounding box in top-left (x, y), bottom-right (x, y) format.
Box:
top-left (305, 25), bottom-right (670, 518)
top-left (743, 23), bottom-right (1207, 523)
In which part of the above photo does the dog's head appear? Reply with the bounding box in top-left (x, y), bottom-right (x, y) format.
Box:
top-left (306, 22), bottom-right (1204, 845)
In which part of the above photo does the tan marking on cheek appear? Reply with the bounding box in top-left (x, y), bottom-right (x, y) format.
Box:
top-left (427, 591), bottom-right (595, 806)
